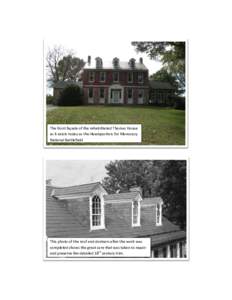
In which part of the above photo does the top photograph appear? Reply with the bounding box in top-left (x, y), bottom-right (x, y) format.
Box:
top-left (45, 41), bottom-right (187, 147)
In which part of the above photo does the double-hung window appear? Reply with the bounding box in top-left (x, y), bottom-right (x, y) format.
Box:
top-left (91, 195), bottom-right (102, 229)
top-left (156, 203), bottom-right (162, 225)
top-left (132, 200), bottom-right (140, 227)
top-left (138, 72), bottom-right (143, 83)
top-left (89, 71), bottom-right (95, 82)
top-left (100, 72), bottom-right (106, 82)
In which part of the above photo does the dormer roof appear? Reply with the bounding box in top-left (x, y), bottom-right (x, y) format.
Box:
top-left (84, 59), bottom-right (148, 70)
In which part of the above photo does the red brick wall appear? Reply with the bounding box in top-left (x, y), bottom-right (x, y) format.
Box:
top-left (83, 70), bottom-right (149, 86)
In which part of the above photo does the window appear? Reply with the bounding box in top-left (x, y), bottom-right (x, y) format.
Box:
top-left (128, 72), bottom-right (133, 83)
top-left (100, 87), bottom-right (105, 99)
top-left (162, 247), bottom-right (167, 258)
top-left (113, 57), bottom-right (119, 68)
top-left (132, 200), bottom-right (140, 227)
top-left (88, 87), bottom-right (93, 98)
top-left (89, 71), bottom-right (95, 82)
top-left (156, 203), bottom-right (162, 225)
top-left (100, 71), bottom-right (106, 82)
top-left (128, 88), bottom-right (133, 99)
top-left (138, 89), bottom-right (144, 99)
top-left (113, 72), bottom-right (119, 82)
top-left (91, 195), bottom-right (103, 229)
top-left (138, 72), bottom-right (143, 83)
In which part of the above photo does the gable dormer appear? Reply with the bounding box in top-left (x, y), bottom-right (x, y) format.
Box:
top-left (113, 57), bottom-right (119, 68)
top-left (129, 58), bottom-right (136, 68)
top-left (95, 57), bottom-right (103, 69)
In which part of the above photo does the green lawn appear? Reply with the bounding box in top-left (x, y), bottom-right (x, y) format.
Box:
top-left (46, 105), bottom-right (185, 145)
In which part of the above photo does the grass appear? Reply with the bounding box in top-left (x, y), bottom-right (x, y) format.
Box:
top-left (46, 105), bottom-right (185, 145)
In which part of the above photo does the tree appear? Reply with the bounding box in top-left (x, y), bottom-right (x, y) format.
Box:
top-left (102, 160), bottom-right (186, 229)
top-left (150, 67), bottom-right (179, 94)
top-left (132, 42), bottom-right (185, 93)
top-left (46, 45), bottom-right (85, 86)
top-left (56, 85), bottom-right (82, 106)
top-left (156, 160), bottom-right (186, 230)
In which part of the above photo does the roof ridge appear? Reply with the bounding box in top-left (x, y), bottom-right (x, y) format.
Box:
top-left (51, 181), bottom-right (101, 189)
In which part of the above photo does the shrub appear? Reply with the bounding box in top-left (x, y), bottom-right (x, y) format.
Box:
top-left (173, 96), bottom-right (185, 110)
top-left (57, 85), bottom-right (82, 106)
top-left (46, 94), bottom-right (54, 105)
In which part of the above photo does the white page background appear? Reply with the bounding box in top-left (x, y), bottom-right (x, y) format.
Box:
top-left (0, 0), bottom-right (231, 299)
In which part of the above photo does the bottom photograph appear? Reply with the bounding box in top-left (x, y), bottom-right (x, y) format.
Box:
top-left (45, 160), bottom-right (188, 260)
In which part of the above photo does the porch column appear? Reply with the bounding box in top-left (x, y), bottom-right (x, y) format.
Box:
top-left (176, 242), bottom-right (180, 258)
top-left (166, 245), bottom-right (171, 258)
top-left (151, 249), bottom-right (154, 258)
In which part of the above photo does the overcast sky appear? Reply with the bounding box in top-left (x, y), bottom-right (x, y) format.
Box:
top-left (46, 160), bottom-right (110, 187)
top-left (45, 38), bottom-right (162, 76)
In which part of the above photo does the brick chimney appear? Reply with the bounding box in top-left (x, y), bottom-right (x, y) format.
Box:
top-left (129, 186), bottom-right (142, 195)
top-left (139, 57), bottom-right (143, 64)
top-left (87, 55), bottom-right (91, 65)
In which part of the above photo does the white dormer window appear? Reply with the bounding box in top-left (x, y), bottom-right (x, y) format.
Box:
top-left (132, 200), bottom-right (140, 227)
top-left (95, 57), bottom-right (103, 68)
top-left (156, 203), bottom-right (162, 226)
top-left (113, 57), bottom-right (119, 68)
top-left (129, 58), bottom-right (135, 68)
top-left (90, 195), bottom-right (105, 230)
top-left (89, 71), bottom-right (95, 82)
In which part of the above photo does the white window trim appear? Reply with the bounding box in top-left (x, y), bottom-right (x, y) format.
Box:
top-left (100, 71), bottom-right (106, 82)
top-left (132, 200), bottom-right (141, 227)
top-left (89, 71), bottom-right (95, 83)
top-left (89, 195), bottom-right (105, 231)
top-left (155, 203), bottom-right (162, 226)
top-left (138, 72), bottom-right (144, 83)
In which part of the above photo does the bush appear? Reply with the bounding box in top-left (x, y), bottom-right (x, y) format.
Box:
top-left (46, 94), bottom-right (54, 105)
top-left (173, 96), bottom-right (185, 110)
top-left (57, 85), bottom-right (82, 106)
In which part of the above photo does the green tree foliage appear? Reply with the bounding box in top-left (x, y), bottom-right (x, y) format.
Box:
top-left (132, 42), bottom-right (185, 93)
top-left (46, 45), bottom-right (85, 85)
top-left (150, 68), bottom-right (179, 94)
top-left (102, 160), bottom-right (186, 229)
top-left (57, 85), bottom-right (82, 106)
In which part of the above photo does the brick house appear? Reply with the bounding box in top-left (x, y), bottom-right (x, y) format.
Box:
top-left (82, 56), bottom-right (149, 105)
top-left (46, 180), bottom-right (186, 258)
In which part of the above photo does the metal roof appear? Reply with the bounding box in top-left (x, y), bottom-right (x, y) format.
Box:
top-left (53, 182), bottom-right (102, 197)
top-left (104, 191), bottom-right (140, 202)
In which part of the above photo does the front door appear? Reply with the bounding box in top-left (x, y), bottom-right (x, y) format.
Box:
top-left (113, 90), bottom-right (120, 103)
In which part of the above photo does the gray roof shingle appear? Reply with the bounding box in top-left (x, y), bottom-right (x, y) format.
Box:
top-left (104, 191), bottom-right (140, 201)
top-left (84, 61), bottom-right (148, 71)
top-left (149, 80), bottom-right (175, 90)
top-left (53, 182), bottom-right (101, 197)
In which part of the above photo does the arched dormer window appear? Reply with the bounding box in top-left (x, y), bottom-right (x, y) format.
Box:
top-left (95, 57), bottom-right (103, 68)
top-left (129, 58), bottom-right (136, 68)
top-left (90, 195), bottom-right (105, 230)
top-left (156, 203), bottom-right (162, 226)
top-left (132, 200), bottom-right (140, 227)
top-left (113, 57), bottom-right (119, 68)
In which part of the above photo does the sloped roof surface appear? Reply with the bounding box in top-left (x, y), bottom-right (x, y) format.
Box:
top-left (46, 187), bottom-right (185, 245)
top-left (149, 80), bottom-right (175, 90)
top-left (53, 182), bottom-right (101, 197)
top-left (84, 61), bottom-right (148, 70)
top-left (141, 197), bottom-right (163, 206)
top-left (104, 191), bottom-right (139, 201)
top-left (53, 81), bottom-right (80, 88)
